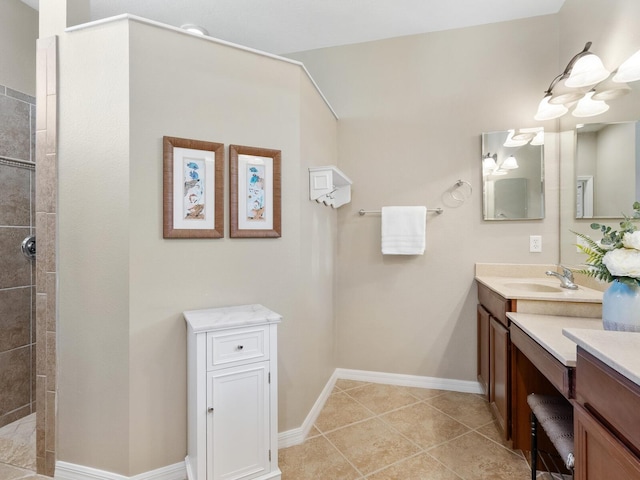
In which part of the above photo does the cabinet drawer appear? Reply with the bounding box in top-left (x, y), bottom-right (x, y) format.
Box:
top-left (478, 283), bottom-right (511, 327)
top-left (207, 326), bottom-right (269, 369)
top-left (576, 348), bottom-right (640, 456)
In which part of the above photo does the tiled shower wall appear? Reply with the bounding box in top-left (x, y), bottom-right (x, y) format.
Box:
top-left (0, 85), bottom-right (36, 429)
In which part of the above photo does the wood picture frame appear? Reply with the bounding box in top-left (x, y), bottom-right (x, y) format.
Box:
top-left (163, 136), bottom-right (224, 238)
top-left (229, 144), bottom-right (281, 238)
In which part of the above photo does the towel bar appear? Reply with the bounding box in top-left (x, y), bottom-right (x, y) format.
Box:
top-left (359, 208), bottom-right (443, 216)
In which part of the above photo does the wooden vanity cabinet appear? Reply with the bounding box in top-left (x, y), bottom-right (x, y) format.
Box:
top-left (574, 348), bottom-right (640, 480)
top-left (477, 283), bottom-right (512, 439)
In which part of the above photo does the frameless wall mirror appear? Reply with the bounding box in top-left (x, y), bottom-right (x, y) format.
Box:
top-left (481, 129), bottom-right (545, 220)
top-left (575, 120), bottom-right (640, 218)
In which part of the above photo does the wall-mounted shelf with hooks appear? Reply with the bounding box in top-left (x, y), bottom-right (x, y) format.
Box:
top-left (309, 166), bottom-right (353, 208)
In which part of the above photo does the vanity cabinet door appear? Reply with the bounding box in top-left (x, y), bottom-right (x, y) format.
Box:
top-left (490, 317), bottom-right (509, 435)
top-left (477, 305), bottom-right (491, 401)
top-left (575, 403), bottom-right (640, 480)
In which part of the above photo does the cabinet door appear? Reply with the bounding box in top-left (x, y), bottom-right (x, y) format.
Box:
top-left (208, 361), bottom-right (270, 480)
top-left (477, 305), bottom-right (491, 401)
top-left (574, 403), bottom-right (640, 480)
top-left (490, 317), bottom-right (509, 435)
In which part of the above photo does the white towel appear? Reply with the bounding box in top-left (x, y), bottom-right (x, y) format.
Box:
top-left (381, 206), bottom-right (426, 255)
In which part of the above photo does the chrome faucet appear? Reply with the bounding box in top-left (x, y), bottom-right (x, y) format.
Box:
top-left (545, 266), bottom-right (579, 290)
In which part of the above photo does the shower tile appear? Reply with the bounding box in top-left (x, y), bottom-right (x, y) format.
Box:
top-left (0, 227), bottom-right (32, 289)
top-left (0, 287), bottom-right (31, 352)
top-left (45, 333), bottom-right (56, 392)
top-left (0, 163), bottom-right (31, 226)
top-left (0, 95), bottom-right (31, 161)
top-left (35, 294), bottom-right (46, 376)
top-left (6, 88), bottom-right (35, 105)
top-left (35, 149), bottom-right (55, 214)
top-left (0, 346), bottom-right (31, 418)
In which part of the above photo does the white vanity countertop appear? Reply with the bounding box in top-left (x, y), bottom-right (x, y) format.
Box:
top-left (476, 275), bottom-right (603, 302)
top-left (563, 328), bottom-right (640, 387)
top-left (507, 313), bottom-right (603, 366)
top-left (184, 304), bottom-right (282, 332)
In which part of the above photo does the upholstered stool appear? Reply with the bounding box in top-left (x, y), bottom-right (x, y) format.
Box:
top-left (527, 393), bottom-right (575, 480)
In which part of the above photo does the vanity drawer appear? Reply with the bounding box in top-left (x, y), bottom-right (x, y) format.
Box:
top-left (478, 283), bottom-right (512, 327)
top-left (576, 348), bottom-right (640, 456)
top-left (206, 326), bottom-right (269, 369)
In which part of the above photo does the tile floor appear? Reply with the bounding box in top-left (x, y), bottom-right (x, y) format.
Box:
top-left (0, 413), bottom-right (49, 479)
top-left (280, 380), bottom-right (542, 480)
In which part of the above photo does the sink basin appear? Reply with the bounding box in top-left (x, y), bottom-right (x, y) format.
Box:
top-left (503, 282), bottom-right (565, 293)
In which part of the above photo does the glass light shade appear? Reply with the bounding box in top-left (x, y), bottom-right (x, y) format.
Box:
top-left (592, 78), bottom-right (631, 101)
top-left (501, 155), bottom-right (519, 170)
top-left (572, 91), bottom-right (610, 117)
top-left (612, 49), bottom-right (640, 83)
top-left (534, 95), bottom-right (568, 121)
top-left (530, 130), bottom-right (544, 146)
top-left (503, 129), bottom-right (529, 147)
top-left (565, 54), bottom-right (610, 88)
top-left (483, 155), bottom-right (497, 171)
top-left (511, 129), bottom-right (536, 142)
top-left (549, 79), bottom-right (589, 105)
top-left (181, 24), bottom-right (209, 35)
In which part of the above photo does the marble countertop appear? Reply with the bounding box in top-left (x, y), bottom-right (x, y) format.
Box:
top-left (507, 312), bottom-right (603, 366)
top-left (476, 275), bottom-right (603, 302)
top-left (184, 304), bottom-right (282, 332)
top-left (563, 328), bottom-right (640, 386)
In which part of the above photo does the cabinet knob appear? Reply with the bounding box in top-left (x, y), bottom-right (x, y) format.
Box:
top-left (208, 407), bottom-right (214, 413)
top-left (237, 345), bottom-right (244, 350)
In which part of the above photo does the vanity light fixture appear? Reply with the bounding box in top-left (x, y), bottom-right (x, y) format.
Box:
top-left (534, 41), bottom-right (640, 121)
top-left (530, 130), bottom-right (545, 145)
top-left (482, 153), bottom-right (498, 176)
top-left (501, 155), bottom-right (519, 170)
top-left (572, 91), bottom-right (610, 117)
top-left (613, 49), bottom-right (640, 83)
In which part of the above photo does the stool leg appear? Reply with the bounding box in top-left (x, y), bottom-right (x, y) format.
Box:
top-left (531, 412), bottom-right (537, 480)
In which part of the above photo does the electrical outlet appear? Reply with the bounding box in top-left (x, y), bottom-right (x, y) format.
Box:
top-left (530, 235), bottom-right (542, 253)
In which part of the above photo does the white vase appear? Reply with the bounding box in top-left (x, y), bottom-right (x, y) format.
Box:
top-left (602, 280), bottom-right (640, 332)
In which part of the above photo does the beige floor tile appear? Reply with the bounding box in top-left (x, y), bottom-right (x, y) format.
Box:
top-left (475, 419), bottom-right (515, 450)
top-left (335, 379), bottom-right (370, 391)
top-left (315, 392), bottom-right (375, 433)
top-left (326, 418), bottom-right (420, 475)
top-left (307, 425), bottom-right (322, 438)
top-left (346, 383), bottom-right (420, 415)
top-left (402, 386), bottom-right (449, 401)
top-left (426, 391), bottom-right (494, 428)
top-left (279, 435), bottom-right (361, 480)
top-left (428, 431), bottom-right (532, 480)
top-left (366, 453), bottom-right (463, 480)
top-left (381, 402), bottom-right (470, 449)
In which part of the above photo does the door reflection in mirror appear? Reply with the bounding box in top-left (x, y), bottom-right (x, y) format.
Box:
top-left (575, 121), bottom-right (640, 218)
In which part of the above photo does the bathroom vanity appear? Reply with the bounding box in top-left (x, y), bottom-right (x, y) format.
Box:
top-left (564, 329), bottom-right (640, 479)
top-left (184, 304), bottom-right (282, 480)
top-left (475, 264), bottom-right (602, 444)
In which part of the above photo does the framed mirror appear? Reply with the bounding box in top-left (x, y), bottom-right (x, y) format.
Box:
top-left (481, 129), bottom-right (545, 220)
top-left (575, 120), bottom-right (640, 218)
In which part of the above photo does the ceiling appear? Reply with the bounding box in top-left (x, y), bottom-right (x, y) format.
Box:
top-left (20, 0), bottom-right (565, 55)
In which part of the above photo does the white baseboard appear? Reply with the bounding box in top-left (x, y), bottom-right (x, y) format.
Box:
top-left (55, 460), bottom-right (186, 480)
top-left (56, 370), bottom-right (481, 478)
top-left (277, 368), bottom-right (482, 448)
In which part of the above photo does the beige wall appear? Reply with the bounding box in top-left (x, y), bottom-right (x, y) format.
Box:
top-left (558, 0), bottom-right (640, 266)
top-left (56, 18), bottom-right (338, 476)
top-left (289, 15), bottom-right (561, 381)
top-left (1, 0), bottom-right (38, 95)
